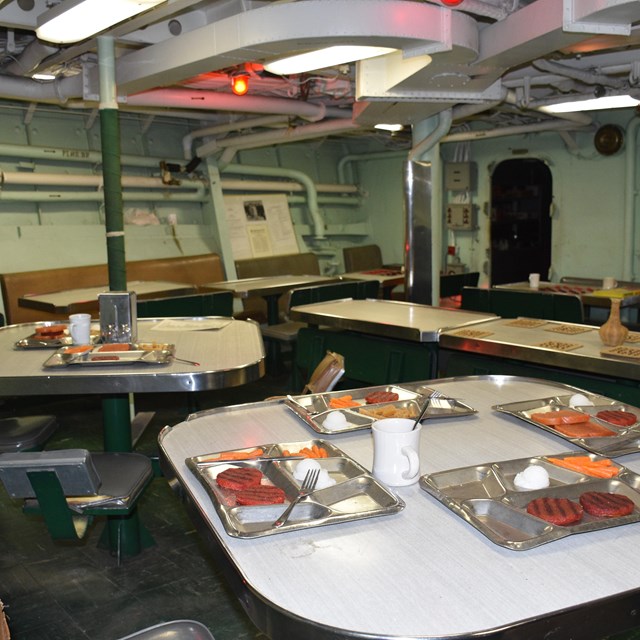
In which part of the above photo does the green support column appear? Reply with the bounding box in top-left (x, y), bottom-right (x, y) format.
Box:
top-left (98, 36), bottom-right (126, 291)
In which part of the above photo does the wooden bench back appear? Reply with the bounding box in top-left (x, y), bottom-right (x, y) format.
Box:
top-left (1, 253), bottom-right (225, 325)
top-left (234, 252), bottom-right (320, 322)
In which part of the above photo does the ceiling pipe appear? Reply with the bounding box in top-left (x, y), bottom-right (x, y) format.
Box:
top-left (408, 110), bottom-right (453, 162)
top-left (182, 115), bottom-right (289, 159)
top-left (5, 41), bottom-right (59, 76)
top-left (0, 74), bottom-right (83, 103)
top-left (337, 150), bottom-right (408, 184)
top-left (532, 58), bottom-right (626, 89)
top-left (441, 119), bottom-right (590, 143)
top-left (204, 118), bottom-right (360, 167)
top-left (222, 163), bottom-right (326, 239)
top-left (127, 88), bottom-right (350, 121)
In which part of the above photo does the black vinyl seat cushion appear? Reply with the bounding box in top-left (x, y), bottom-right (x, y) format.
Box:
top-left (0, 415), bottom-right (58, 453)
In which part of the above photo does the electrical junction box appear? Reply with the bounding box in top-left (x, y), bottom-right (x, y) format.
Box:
top-left (444, 162), bottom-right (476, 191)
top-left (446, 203), bottom-right (476, 230)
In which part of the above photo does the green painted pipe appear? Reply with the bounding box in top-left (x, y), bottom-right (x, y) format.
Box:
top-left (98, 37), bottom-right (126, 291)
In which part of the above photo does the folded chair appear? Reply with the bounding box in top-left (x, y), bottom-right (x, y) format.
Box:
top-left (0, 448), bottom-right (153, 565)
top-left (117, 620), bottom-right (215, 640)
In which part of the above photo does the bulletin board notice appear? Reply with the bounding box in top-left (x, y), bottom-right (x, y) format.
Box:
top-left (223, 194), bottom-right (300, 260)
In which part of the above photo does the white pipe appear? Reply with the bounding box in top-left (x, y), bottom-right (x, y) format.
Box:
top-left (0, 75), bottom-right (83, 104)
top-left (220, 179), bottom-right (358, 194)
top-left (532, 58), bottom-right (625, 89)
top-left (182, 115), bottom-right (289, 159)
top-left (5, 41), bottom-right (59, 76)
top-left (0, 171), bottom-right (206, 194)
top-left (223, 163), bottom-right (326, 239)
top-left (0, 190), bottom-right (207, 202)
top-left (624, 116), bottom-right (640, 281)
top-left (0, 142), bottom-right (183, 169)
top-left (337, 151), bottom-right (408, 184)
top-left (442, 119), bottom-right (590, 143)
top-left (408, 110), bottom-right (453, 161)
top-left (127, 88), bottom-right (350, 121)
top-left (201, 118), bottom-right (360, 165)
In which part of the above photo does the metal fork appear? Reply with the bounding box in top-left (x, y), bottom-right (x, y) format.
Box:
top-left (273, 468), bottom-right (320, 528)
top-left (412, 389), bottom-right (445, 430)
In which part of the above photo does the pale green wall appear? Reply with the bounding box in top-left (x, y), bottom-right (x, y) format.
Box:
top-left (0, 98), bottom-right (636, 321)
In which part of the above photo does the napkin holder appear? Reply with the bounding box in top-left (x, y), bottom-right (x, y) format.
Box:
top-left (99, 291), bottom-right (137, 343)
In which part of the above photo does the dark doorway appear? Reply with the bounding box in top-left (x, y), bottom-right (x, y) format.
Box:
top-left (490, 159), bottom-right (552, 285)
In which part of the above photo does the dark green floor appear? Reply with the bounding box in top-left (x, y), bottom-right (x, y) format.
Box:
top-left (0, 373), bottom-right (291, 640)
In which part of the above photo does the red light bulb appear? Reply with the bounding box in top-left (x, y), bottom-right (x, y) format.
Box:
top-left (441, 0), bottom-right (464, 5)
top-left (231, 75), bottom-right (249, 96)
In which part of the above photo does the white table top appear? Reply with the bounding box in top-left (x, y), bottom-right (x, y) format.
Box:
top-left (342, 270), bottom-right (405, 287)
top-left (0, 317), bottom-right (265, 395)
top-left (159, 375), bottom-right (640, 639)
top-left (18, 280), bottom-right (198, 314)
top-left (206, 274), bottom-right (339, 298)
top-left (439, 316), bottom-right (640, 381)
top-left (289, 298), bottom-right (497, 341)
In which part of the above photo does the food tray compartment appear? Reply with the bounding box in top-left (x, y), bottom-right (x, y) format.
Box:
top-left (43, 344), bottom-right (174, 367)
top-left (285, 384), bottom-right (477, 435)
top-left (186, 439), bottom-right (404, 538)
top-left (493, 391), bottom-right (640, 457)
top-left (15, 323), bottom-right (101, 349)
top-left (420, 453), bottom-right (640, 550)
top-left (290, 385), bottom-right (422, 414)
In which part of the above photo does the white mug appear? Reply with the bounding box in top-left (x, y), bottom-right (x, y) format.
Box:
top-left (603, 276), bottom-right (617, 290)
top-left (528, 273), bottom-right (540, 289)
top-left (372, 418), bottom-right (422, 486)
top-left (69, 313), bottom-right (91, 344)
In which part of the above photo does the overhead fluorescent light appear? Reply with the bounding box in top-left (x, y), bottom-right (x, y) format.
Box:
top-left (375, 123), bottom-right (404, 132)
top-left (264, 45), bottom-right (396, 75)
top-left (32, 73), bottom-right (56, 81)
top-left (36, 0), bottom-right (168, 44)
top-left (541, 94), bottom-right (640, 113)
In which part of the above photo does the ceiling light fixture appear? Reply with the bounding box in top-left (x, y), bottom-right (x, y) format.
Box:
top-left (375, 123), bottom-right (404, 132)
top-left (231, 74), bottom-right (250, 96)
top-left (36, 0), bottom-right (168, 44)
top-left (263, 45), bottom-right (396, 75)
top-left (540, 94), bottom-right (640, 113)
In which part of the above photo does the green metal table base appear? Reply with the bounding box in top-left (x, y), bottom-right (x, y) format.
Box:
top-left (98, 510), bottom-right (155, 562)
top-left (295, 327), bottom-right (437, 390)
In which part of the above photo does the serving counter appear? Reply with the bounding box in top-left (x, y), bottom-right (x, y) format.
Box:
top-left (159, 375), bottom-right (640, 640)
top-left (439, 317), bottom-right (640, 403)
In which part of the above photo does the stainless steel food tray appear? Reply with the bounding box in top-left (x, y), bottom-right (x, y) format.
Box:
top-left (493, 392), bottom-right (640, 457)
top-left (43, 343), bottom-right (175, 367)
top-left (15, 324), bottom-right (101, 349)
top-left (420, 453), bottom-right (640, 550)
top-left (285, 384), bottom-right (477, 434)
top-left (187, 439), bottom-right (405, 538)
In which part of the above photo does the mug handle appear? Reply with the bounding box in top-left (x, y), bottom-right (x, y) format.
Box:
top-left (69, 323), bottom-right (79, 342)
top-left (400, 446), bottom-right (419, 480)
